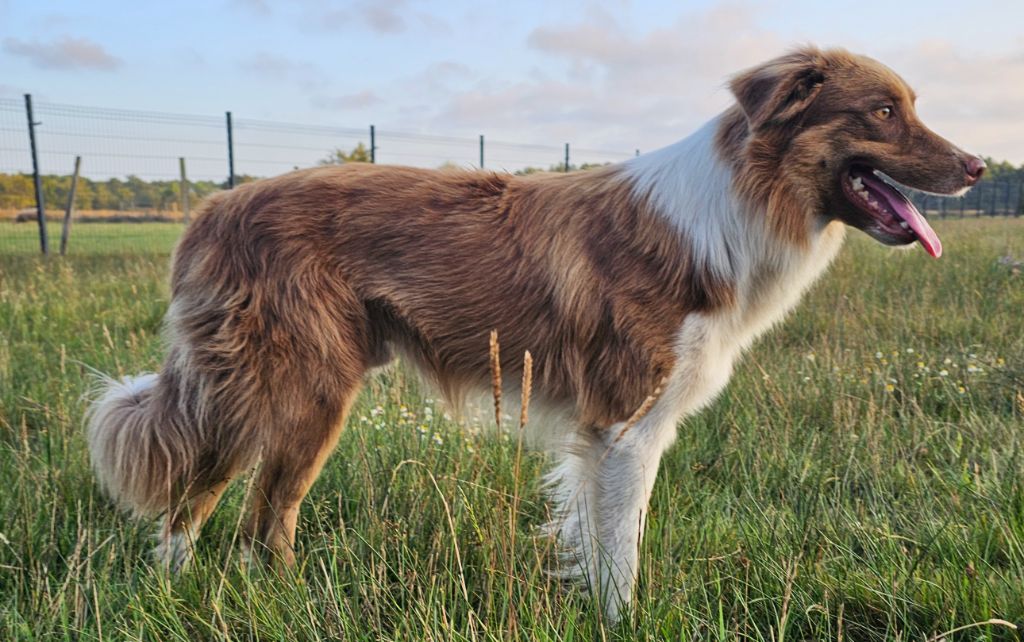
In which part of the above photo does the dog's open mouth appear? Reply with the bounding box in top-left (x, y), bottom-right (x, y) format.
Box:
top-left (841, 164), bottom-right (942, 258)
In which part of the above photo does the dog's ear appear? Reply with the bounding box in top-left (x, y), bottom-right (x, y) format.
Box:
top-left (730, 48), bottom-right (827, 131)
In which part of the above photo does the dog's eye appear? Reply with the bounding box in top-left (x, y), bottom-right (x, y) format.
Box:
top-left (874, 106), bottom-right (893, 120)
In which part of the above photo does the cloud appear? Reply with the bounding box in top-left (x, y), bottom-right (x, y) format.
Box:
top-left (872, 40), bottom-right (1024, 163)
top-left (239, 52), bottom-right (317, 79)
top-left (3, 35), bottom-right (120, 70)
top-left (231, 0), bottom-right (271, 15)
top-left (423, 5), bottom-right (1024, 164)
top-left (429, 5), bottom-right (785, 154)
top-left (300, 0), bottom-right (449, 36)
top-left (361, 2), bottom-right (404, 34)
top-left (237, 52), bottom-right (324, 90)
top-left (311, 90), bottom-right (382, 110)
top-left (305, 0), bottom-right (407, 35)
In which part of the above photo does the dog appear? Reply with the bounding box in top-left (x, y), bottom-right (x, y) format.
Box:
top-left (88, 47), bottom-right (984, 621)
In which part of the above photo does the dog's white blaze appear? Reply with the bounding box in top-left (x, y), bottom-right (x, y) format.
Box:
top-left (624, 116), bottom-right (747, 281)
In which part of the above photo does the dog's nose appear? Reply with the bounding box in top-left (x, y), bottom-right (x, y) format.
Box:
top-left (964, 155), bottom-right (986, 185)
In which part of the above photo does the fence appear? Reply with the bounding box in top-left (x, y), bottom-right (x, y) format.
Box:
top-left (1, 94), bottom-right (1021, 255)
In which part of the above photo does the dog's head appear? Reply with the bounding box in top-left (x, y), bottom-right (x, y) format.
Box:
top-left (728, 47), bottom-right (984, 258)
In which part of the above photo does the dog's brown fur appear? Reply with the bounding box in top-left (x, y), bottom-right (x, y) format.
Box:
top-left (88, 47), bottom-right (983, 613)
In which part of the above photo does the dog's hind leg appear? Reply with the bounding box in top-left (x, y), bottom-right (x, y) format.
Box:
top-left (242, 381), bottom-right (361, 569)
top-left (155, 477), bottom-right (232, 572)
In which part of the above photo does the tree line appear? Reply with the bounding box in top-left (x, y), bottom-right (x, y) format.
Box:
top-left (0, 173), bottom-right (258, 212)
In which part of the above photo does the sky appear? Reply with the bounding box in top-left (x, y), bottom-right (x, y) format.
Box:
top-left (2, 0), bottom-right (1023, 169)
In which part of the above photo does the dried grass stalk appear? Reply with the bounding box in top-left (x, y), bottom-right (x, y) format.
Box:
top-left (613, 376), bottom-right (668, 444)
top-left (519, 351), bottom-right (533, 430)
top-left (489, 330), bottom-right (502, 430)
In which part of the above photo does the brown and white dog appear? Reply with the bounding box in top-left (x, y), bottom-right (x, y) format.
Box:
top-left (88, 47), bottom-right (984, 620)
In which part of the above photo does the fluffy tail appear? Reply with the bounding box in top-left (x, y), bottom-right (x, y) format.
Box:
top-left (87, 371), bottom-right (203, 517)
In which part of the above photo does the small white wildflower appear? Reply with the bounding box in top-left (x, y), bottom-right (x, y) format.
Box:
top-left (803, 376), bottom-right (811, 382)
top-left (944, 358), bottom-right (953, 365)
top-left (423, 407), bottom-right (433, 417)
top-left (359, 415), bottom-right (368, 423)
top-left (906, 348), bottom-right (914, 354)
top-left (966, 365), bottom-right (982, 374)
top-left (806, 353), bottom-right (816, 362)
top-left (432, 434), bottom-right (444, 446)
top-left (875, 351), bottom-right (883, 359)
top-left (939, 369), bottom-right (949, 377)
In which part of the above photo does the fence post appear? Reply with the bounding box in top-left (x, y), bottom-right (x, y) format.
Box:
top-left (635, 148), bottom-right (640, 157)
top-left (479, 134), bottom-right (484, 169)
top-left (990, 181), bottom-right (998, 216)
top-left (179, 157), bottom-right (190, 225)
top-left (1017, 178), bottom-right (1023, 216)
top-left (59, 155), bottom-right (81, 256)
top-left (225, 111), bottom-right (235, 188)
top-left (370, 125), bottom-right (376, 164)
top-left (24, 94), bottom-right (49, 255)
top-left (564, 143), bottom-right (569, 173)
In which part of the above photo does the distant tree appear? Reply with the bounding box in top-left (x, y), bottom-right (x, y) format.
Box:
top-left (513, 161), bottom-right (610, 176)
top-left (319, 142), bottom-right (371, 165)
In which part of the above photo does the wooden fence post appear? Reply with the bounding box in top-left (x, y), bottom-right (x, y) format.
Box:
top-left (59, 155), bottom-right (81, 256)
top-left (179, 157), bottom-right (190, 225)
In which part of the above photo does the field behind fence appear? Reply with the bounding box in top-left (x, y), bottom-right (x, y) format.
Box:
top-left (1, 94), bottom-right (1022, 256)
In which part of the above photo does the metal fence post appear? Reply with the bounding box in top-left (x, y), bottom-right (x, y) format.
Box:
top-left (59, 155), bottom-right (81, 256)
top-left (370, 125), bottom-right (376, 164)
top-left (225, 111), bottom-right (235, 188)
top-left (479, 134), bottom-right (484, 169)
top-left (990, 181), bottom-right (998, 215)
top-left (1017, 178), bottom-right (1023, 216)
top-left (24, 93), bottom-right (49, 255)
top-left (564, 143), bottom-right (569, 173)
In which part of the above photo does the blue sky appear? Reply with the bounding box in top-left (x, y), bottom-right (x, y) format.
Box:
top-left (2, 0), bottom-right (1023, 164)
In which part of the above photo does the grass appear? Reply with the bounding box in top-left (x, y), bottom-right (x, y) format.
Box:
top-left (1, 218), bottom-right (1023, 640)
top-left (0, 222), bottom-right (182, 256)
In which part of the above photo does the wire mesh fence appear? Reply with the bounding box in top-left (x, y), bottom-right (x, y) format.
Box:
top-left (0, 97), bottom-right (638, 255)
top-left (0, 95), bottom-right (1020, 256)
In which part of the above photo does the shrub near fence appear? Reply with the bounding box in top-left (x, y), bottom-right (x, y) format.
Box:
top-left (0, 95), bottom-right (1019, 255)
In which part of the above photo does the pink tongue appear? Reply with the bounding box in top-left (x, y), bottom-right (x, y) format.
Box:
top-left (861, 171), bottom-right (942, 258)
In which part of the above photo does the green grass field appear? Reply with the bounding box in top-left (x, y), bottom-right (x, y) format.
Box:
top-left (2, 219), bottom-right (1023, 640)
top-left (0, 222), bottom-right (183, 256)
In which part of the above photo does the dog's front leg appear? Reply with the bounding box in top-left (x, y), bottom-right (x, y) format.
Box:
top-left (592, 417), bottom-right (676, 622)
top-left (546, 414), bottom-right (676, 623)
